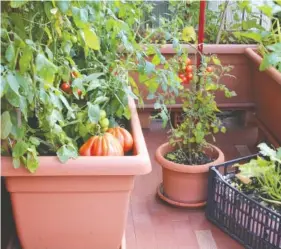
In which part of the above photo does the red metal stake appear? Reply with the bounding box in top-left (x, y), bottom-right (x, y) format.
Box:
top-left (197, 0), bottom-right (206, 69)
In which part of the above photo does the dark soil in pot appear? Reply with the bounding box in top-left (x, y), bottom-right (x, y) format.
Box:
top-left (165, 149), bottom-right (213, 165)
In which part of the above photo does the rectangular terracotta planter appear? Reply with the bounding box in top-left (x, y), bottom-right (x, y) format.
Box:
top-left (1, 98), bottom-right (151, 249)
top-left (245, 48), bottom-right (281, 145)
top-left (133, 44), bottom-right (257, 107)
top-left (135, 44), bottom-right (257, 128)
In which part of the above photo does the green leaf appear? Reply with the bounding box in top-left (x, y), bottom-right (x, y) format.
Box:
top-left (259, 5), bottom-right (272, 17)
top-left (234, 32), bottom-right (262, 43)
top-left (26, 147), bottom-right (39, 173)
top-left (35, 54), bottom-right (58, 83)
top-left (152, 54), bottom-right (161, 66)
top-left (144, 61), bottom-right (155, 74)
top-left (258, 143), bottom-right (281, 163)
top-left (83, 27), bottom-right (100, 50)
top-left (7, 72), bottom-right (20, 95)
top-left (5, 44), bottom-right (15, 63)
top-left (94, 96), bottom-right (109, 105)
top-left (19, 96), bottom-right (27, 121)
top-left (181, 26), bottom-right (196, 42)
top-left (59, 94), bottom-right (72, 112)
top-left (154, 102), bottom-right (161, 109)
top-left (87, 103), bottom-right (100, 123)
top-left (12, 141), bottom-right (28, 157)
top-left (260, 53), bottom-right (280, 71)
top-left (6, 87), bottom-right (20, 107)
top-left (72, 7), bottom-right (88, 28)
top-left (267, 43), bottom-right (281, 52)
top-left (45, 46), bottom-right (53, 61)
top-left (13, 158), bottom-right (21, 169)
top-left (29, 137), bottom-right (40, 146)
top-left (57, 1), bottom-right (70, 13)
top-left (1, 111), bottom-right (12, 139)
top-left (123, 106), bottom-right (131, 120)
top-left (212, 56), bottom-right (221, 65)
top-left (10, 0), bottom-right (28, 8)
top-left (0, 76), bottom-right (8, 97)
top-left (57, 144), bottom-right (78, 163)
top-left (19, 46), bottom-right (33, 73)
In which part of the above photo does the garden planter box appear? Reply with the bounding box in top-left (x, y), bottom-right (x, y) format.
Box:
top-left (133, 44), bottom-right (257, 107)
top-left (135, 44), bottom-right (258, 127)
top-left (206, 155), bottom-right (281, 249)
top-left (245, 48), bottom-right (281, 145)
top-left (1, 98), bottom-right (151, 249)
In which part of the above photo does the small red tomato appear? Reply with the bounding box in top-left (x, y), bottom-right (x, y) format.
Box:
top-left (206, 66), bottom-right (213, 73)
top-left (187, 73), bottom-right (193, 80)
top-left (185, 65), bottom-right (193, 73)
top-left (186, 58), bottom-right (191, 65)
top-left (77, 89), bottom-right (82, 96)
top-left (60, 82), bottom-right (71, 94)
top-left (182, 78), bottom-right (190, 85)
top-left (178, 73), bottom-right (185, 79)
top-left (182, 76), bottom-right (188, 82)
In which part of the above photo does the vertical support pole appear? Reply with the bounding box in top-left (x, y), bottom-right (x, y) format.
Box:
top-left (197, 0), bottom-right (206, 69)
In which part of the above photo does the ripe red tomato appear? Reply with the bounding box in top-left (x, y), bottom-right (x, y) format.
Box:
top-left (187, 73), bottom-right (193, 80)
top-left (60, 82), bottom-right (71, 94)
top-left (107, 127), bottom-right (133, 153)
top-left (182, 76), bottom-right (188, 83)
top-left (206, 66), bottom-right (213, 73)
top-left (79, 133), bottom-right (124, 156)
top-left (186, 58), bottom-right (191, 65)
top-left (185, 65), bottom-right (193, 73)
top-left (77, 89), bottom-right (82, 96)
top-left (178, 73), bottom-right (185, 79)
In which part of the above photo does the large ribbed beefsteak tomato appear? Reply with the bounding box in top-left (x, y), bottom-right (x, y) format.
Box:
top-left (107, 127), bottom-right (133, 153)
top-left (79, 133), bottom-right (124, 156)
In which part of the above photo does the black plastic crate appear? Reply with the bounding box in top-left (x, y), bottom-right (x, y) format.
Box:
top-left (206, 154), bottom-right (281, 249)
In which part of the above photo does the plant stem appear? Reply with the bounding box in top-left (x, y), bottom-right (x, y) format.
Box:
top-left (260, 196), bottom-right (281, 206)
top-left (216, 0), bottom-right (229, 44)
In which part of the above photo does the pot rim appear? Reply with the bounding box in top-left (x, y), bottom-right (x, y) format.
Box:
top-left (155, 142), bottom-right (224, 174)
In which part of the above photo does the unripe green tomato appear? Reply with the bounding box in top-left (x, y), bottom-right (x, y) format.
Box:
top-left (71, 36), bottom-right (77, 43)
top-left (99, 118), bottom-right (109, 128)
top-left (86, 123), bottom-right (96, 131)
top-left (102, 127), bottom-right (108, 132)
top-left (100, 110), bottom-right (107, 119)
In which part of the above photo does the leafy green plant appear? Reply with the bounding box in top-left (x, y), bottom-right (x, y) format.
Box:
top-left (235, 143), bottom-right (281, 206)
top-left (1, 0), bottom-right (182, 172)
top-left (234, 1), bottom-right (281, 71)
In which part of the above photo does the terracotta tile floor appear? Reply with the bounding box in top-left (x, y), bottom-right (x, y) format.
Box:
top-left (126, 120), bottom-right (259, 249)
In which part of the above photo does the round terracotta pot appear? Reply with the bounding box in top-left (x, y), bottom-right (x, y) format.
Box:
top-left (155, 143), bottom-right (224, 206)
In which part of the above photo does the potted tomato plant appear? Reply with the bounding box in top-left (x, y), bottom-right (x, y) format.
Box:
top-left (0, 1), bottom-right (181, 249)
top-left (155, 49), bottom-right (236, 207)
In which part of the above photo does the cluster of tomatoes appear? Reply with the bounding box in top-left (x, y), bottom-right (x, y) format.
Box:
top-left (178, 58), bottom-right (214, 85)
top-left (60, 71), bottom-right (82, 96)
top-left (178, 58), bottom-right (193, 85)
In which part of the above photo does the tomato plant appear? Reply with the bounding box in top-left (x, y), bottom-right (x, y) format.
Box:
top-left (1, 0), bottom-right (183, 172)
